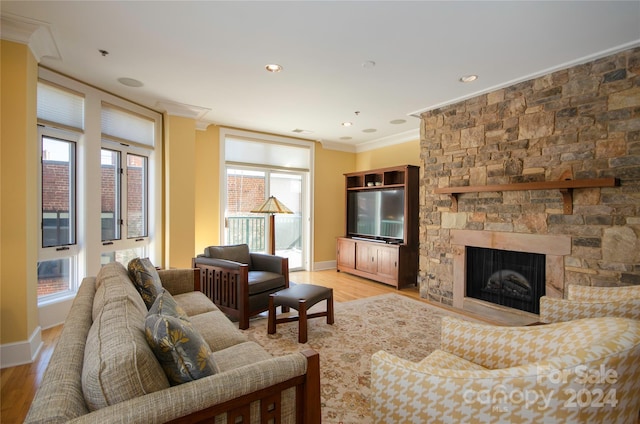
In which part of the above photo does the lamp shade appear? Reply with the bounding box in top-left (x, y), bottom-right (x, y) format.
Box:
top-left (251, 196), bottom-right (293, 214)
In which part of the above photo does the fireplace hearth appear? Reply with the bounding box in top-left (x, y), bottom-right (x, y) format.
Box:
top-left (466, 247), bottom-right (545, 314)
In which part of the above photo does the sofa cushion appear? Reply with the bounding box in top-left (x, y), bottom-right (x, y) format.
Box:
top-left (206, 244), bottom-right (252, 268)
top-left (190, 310), bottom-right (249, 352)
top-left (145, 313), bottom-right (219, 385)
top-left (93, 262), bottom-right (147, 321)
top-left (149, 289), bottom-right (190, 321)
top-left (212, 341), bottom-right (272, 372)
top-left (82, 296), bottom-right (169, 411)
top-left (128, 257), bottom-right (163, 309)
top-left (174, 291), bottom-right (218, 317)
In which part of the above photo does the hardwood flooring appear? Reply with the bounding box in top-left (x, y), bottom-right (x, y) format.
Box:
top-left (0, 269), bottom-right (491, 423)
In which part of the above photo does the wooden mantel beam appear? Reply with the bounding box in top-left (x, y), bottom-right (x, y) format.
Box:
top-left (434, 177), bottom-right (619, 214)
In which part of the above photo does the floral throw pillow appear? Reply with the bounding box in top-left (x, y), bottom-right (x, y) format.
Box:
top-left (145, 313), bottom-right (218, 385)
top-left (149, 289), bottom-right (190, 322)
top-left (128, 257), bottom-right (163, 309)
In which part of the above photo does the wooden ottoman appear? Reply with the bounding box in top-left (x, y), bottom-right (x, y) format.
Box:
top-left (268, 284), bottom-right (334, 343)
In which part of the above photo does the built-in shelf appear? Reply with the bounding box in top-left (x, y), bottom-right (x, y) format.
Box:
top-left (434, 178), bottom-right (619, 214)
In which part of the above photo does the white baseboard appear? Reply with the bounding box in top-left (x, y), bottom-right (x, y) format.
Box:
top-left (313, 260), bottom-right (336, 271)
top-left (0, 326), bottom-right (43, 369)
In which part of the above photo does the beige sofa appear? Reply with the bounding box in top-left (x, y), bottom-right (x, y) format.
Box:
top-left (25, 262), bottom-right (320, 423)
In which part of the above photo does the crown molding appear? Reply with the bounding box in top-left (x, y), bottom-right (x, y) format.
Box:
top-left (354, 127), bottom-right (420, 153)
top-left (1, 13), bottom-right (61, 62)
top-left (318, 139), bottom-right (356, 153)
top-left (195, 121), bottom-right (216, 131)
top-left (156, 100), bottom-right (210, 120)
top-left (409, 40), bottom-right (640, 118)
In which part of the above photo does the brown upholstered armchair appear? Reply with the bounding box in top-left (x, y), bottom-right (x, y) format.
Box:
top-left (192, 244), bottom-right (289, 329)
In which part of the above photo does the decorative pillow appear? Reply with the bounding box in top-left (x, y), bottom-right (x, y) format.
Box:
top-left (128, 257), bottom-right (163, 309)
top-left (145, 313), bottom-right (219, 385)
top-left (149, 289), bottom-right (190, 322)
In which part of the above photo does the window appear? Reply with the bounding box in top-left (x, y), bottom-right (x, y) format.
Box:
top-left (38, 129), bottom-right (79, 299)
top-left (127, 154), bottom-right (148, 239)
top-left (100, 149), bottom-right (149, 241)
top-left (36, 68), bottom-right (162, 308)
top-left (101, 149), bottom-right (121, 241)
top-left (99, 103), bottom-right (153, 265)
top-left (225, 167), bottom-right (304, 268)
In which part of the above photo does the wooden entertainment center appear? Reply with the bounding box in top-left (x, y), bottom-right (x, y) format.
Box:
top-left (337, 165), bottom-right (419, 289)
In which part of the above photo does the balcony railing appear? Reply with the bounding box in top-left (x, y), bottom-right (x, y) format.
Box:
top-left (226, 215), bottom-right (301, 253)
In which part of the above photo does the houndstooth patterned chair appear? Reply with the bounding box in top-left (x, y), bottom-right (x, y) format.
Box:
top-left (370, 316), bottom-right (640, 423)
top-left (539, 284), bottom-right (640, 323)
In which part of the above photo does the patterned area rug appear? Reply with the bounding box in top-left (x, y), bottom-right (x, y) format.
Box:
top-left (241, 293), bottom-right (467, 424)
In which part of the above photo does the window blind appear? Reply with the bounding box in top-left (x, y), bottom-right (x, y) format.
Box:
top-left (101, 103), bottom-right (155, 147)
top-left (37, 81), bottom-right (84, 131)
top-left (225, 136), bottom-right (310, 170)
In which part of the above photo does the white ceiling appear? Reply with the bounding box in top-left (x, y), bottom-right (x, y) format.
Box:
top-left (2, 1), bottom-right (639, 151)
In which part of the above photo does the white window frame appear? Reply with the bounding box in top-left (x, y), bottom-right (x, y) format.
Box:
top-left (37, 126), bottom-right (82, 303)
top-left (99, 140), bottom-right (152, 261)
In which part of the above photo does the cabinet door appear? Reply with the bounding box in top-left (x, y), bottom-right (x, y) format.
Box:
top-left (376, 245), bottom-right (398, 280)
top-left (356, 243), bottom-right (377, 274)
top-left (337, 238), bottom-right (356, 269)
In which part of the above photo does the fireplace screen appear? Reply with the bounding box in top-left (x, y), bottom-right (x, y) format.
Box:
top-left (466, 247), bottom-right (545, 314)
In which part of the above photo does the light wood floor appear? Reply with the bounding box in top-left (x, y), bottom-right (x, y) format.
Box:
top-left (0, 269), bottom-right (490, 423)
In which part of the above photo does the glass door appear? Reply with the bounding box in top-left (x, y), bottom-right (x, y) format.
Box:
top-left (270, 172), bottom-right (303, 269)
top-left (225, 167), bottom-right (307, 270)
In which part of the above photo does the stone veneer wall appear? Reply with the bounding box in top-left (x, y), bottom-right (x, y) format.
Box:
top-left (419, 47), bottom-right (640, 306)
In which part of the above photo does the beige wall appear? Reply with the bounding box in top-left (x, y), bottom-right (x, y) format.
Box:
top-left (1, 41), bottom-right (39, 344)
top-left (164, 115), bottom-right (197, 268)
top-left (355, 139), bottom-right (420, 171)
top-left (194, 125), bottom-right (221, 255)
top-left (313, 144), bottom-right (356, 263)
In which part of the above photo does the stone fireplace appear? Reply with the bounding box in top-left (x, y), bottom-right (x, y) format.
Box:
top-left (418, 47), bottom-right (640, 321)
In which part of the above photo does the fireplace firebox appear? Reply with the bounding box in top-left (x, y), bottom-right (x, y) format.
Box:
top-left (466, 247), bottom-right (545, 314)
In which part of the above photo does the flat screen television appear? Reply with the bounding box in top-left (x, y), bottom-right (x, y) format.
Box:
top-left (347, 189), bottom-right (405, 243)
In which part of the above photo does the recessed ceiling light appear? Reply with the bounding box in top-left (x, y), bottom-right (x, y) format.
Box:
top-left (362, 128), bottom-right (377, 133)
top-left (340, 136), bottom-right (352, 140)
top-left (118, 77), bottom-right (144, 87)
top-left (342, 122), bottom-right (353, 127)
top-left (459, 74), bottom-right (478, 83)
top-left (265, 64), bottom-right (283, 73)
top-left (390, 119), bottom-right (406, 124)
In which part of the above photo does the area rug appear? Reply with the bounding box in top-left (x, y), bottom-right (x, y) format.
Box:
top-left (241, 293), bottom-right (468, 424)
